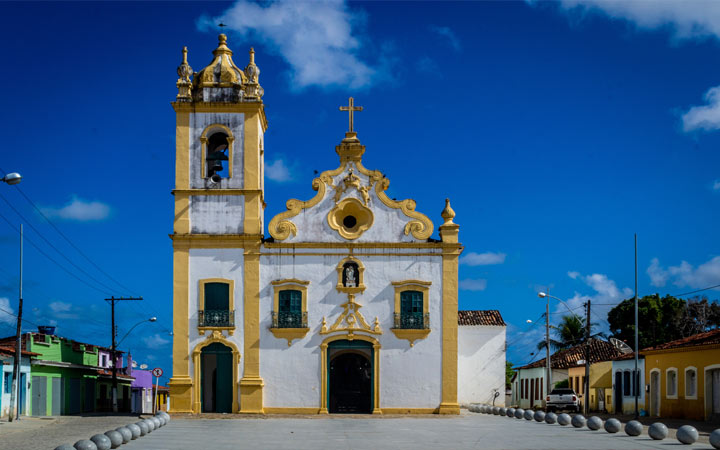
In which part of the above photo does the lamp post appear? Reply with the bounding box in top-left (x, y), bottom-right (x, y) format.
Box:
top-left (538, 292), bottom-right (588, 415)
top-left (2, 172), bottom-right (22, 422)
top-left (113, 316), bottom-right (156, 413)
top-left (117, 317), bottom-right (157, 348)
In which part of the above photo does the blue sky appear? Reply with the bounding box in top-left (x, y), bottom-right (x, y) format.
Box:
top-left (0, 1), bottom-right (719, 380)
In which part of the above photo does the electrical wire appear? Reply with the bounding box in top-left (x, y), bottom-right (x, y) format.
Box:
top-left (674, 284), bottom-right (720, 298)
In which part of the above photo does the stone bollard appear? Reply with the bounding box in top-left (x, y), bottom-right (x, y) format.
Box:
top-left (161, 411), bottom-right (170, 422)
top-left (73, 440), bottom-right (98, 450)
top-left (709, 429), bottom-right (720, 449)
top-left (545, 412), bottom-right (557, 424)
top-left (648, 423), bottom-right (668, 440)
top-left (557, 413), bottom-right (571, 426)
top-left (144, 418), bottom-right (156, 432)
top-left (479, 405), bottom-right (486, 413)
top-left (625, 420), bottom-right (643, 437)
top-left (494, 406), bottom-right (501, 415)
top-left (524, 409), bottom-right (534, 420)
top-left (115, 427), bottom-right (132, 444)
top-left (90, 434), bottom-right (111, 450)
top-left (126, 423), bottom-right (141, 439)
top-left (514, 408), bottom-right (524, 419)
top-left (136, 421), bottom-right (149, 436)
top-left (54, 445), bottom-right (75, 450)
top-left (587, 416), bottom-right (603, 431)
top-left (676, 425), bottom-right (699, 445)
top-left (571, 414), bottom-right (586, 428)
top-left (534, 410), bottom-right (545, 422)
top-left (103, 430), bottom-right (123, 449)
top-left (507, 408), bottom-right (515, 418)
top-left (151, 416), bottom-right (162, 428)
top-left (604, 418), bottom-right (621, 433)
top-left (499, 407), bottom-right (506, 416)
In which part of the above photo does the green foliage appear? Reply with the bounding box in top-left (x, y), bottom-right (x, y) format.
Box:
top-left (506, 361), bottom-right (515, 388)
top-left (537, 313), bottom-right (603, 351)
top-left (554, 378), bottom-right (569, 388)
top-left (607, 294), bottom-right (720, 350)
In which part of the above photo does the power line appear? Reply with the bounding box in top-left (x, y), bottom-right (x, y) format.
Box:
top-left (674, 284), bottom-right (720, 298)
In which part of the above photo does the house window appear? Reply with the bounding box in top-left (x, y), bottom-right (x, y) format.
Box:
top-left (198, 279), bottom-right (235, 333)
top-left (3, 372), bottom-right (11, 393)
top-left (623, 371), bottom-right (631, 396)
top-left (667, 368), bottom-right (678, 398)
top-left (685, 367), bottom-right (697, 399)
top-left (575, 376), bottom-right (580, 393)
top-left (271, 279), bottom-right (309, 331)
top-left (391, 281), bottom-right (431, 330)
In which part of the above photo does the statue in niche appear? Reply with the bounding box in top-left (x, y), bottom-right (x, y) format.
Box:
top-left (343, 263), bottom-right (358, 287)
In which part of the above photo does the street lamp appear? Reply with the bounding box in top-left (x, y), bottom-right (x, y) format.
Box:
top-left (538, 291), bottom-right (589, 415)
top-left (117, 317), bottom-right (157, 347)
top-left (2, 172), bottom-right (22, 422)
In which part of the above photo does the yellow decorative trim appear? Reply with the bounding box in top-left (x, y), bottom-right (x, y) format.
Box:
top-left (320, 334), bottom-right (382, 415)
top-left (200, 123), bottom-right (235, 180)
top-left (438, 226), bottom-right (460, 414)
top-left (335, 256), bottom-right (366, 293)
top-left (333, 169), bottom-right (370, 205)
top-left (391, 281), bottom-right (431, 347)
top-left (263, 242), bottom-right (451, 249)
top-left (169, 241), bottom-right (192, 412)
top-left (170, 234), bottom-right (263, 249)
top-left (191, 330), bottom-right (241, 414)
top-left (240, 240), bottom-right (264, 413)
top-left (320, 294), bottom-right (381, 336)
top-left (327, 197), bottom-right (374, 240)
top-left (244, 111), bottom-right (262, 235)
top-left (270, 279), bottom-right (310, 346)
top-left (197, 278), bottom-right (235, 336)
top-left (175, 112), bottom-right (190, 191)
top-left (269, 328), bottom-right (310, 347)
top-left (264, 252), bottom-right (442, 257)
top-left (171, 102), bottom-right (268, 131)
top-left (194, 34), bottom-right (247, 88)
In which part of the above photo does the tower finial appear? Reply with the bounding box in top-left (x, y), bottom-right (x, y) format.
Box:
top-left (176, 45), bottom-right (193, 101)
top-left (441, 198), bottom-right (455, 225)
top-left (249, 47), bottom-right (255, 64)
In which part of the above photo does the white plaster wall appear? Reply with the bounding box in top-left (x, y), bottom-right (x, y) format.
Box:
top-left (188, 248), bottom-right (245, 392)
top-left (281, 162), bottom-right (432, 244)
top-left (259, 251), bottom-right (443, 409)
top-left (188, 112), bottom-right (245, 189)
top-left (514, 367), bottom-right (568, 409)
top-left (612, 358), bottom-right (645, 414)
top-left (458, 325), bottom-right (506, 406)
top-left (189, 195), bottom-right (244, 234)
top-left (0, 357), bottom-right (31, 418)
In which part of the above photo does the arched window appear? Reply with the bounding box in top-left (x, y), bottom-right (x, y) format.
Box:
top-left (400, 290), bottom-right (424, 329)
top-left (277, 289), bottom-right (302, 328)
top-left (685, 367), bottom-right (697, 399)
top-left (666, 368), bottom-right (678, 398)
top-left (206, 132), bottom-right (229, 180)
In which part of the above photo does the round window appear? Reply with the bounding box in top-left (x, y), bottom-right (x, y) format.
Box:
top-left (343, 215), bottom-right (357, 229)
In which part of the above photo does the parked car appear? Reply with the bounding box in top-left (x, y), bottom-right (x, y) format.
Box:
top-left (546, 388), bottom-right (580, 412)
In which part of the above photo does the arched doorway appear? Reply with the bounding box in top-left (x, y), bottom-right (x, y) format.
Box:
top-left (328, 340), bottom-right (373, 413)
top-left (201, 342), bottom-right (233, 413)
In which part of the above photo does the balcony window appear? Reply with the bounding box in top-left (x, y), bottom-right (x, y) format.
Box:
top-left (273, 289), bottom-right (308, 328)
top-left (198, 279), bottom-right (235, 335)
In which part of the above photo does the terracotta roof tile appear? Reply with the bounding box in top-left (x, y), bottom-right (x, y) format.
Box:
top-left (458, 310), bottom-right (506, 326)
top-left (516, 338), bottom-right (623, 370)
top-left (642, 329), bottom-right (720, 352)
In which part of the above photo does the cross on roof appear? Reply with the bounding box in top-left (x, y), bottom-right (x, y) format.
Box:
top-left (339, 97), bottom-right (363, 133)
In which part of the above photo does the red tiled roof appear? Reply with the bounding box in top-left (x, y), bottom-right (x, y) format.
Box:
top-left (96, 369), bottom-right (134, 381)
top-left (642, 329), bottom-right (720, 352)
top-left (516, 338), bottom-right (624, 370)
top-left (0, 345), bottom-right (40, 357)
top-left (612, 351), bottom-right (643, 361)
top-left (458, 310), bottom-right (506, 326)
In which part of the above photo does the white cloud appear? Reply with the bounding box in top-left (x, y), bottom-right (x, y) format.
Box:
top-left (552, 1), bottom-right (720, 42)
top-left (714, 179), bottom-right (720, 191)
top-left (682, 86), bottom-right (720, 132)
top-left (429, 25), bottom-right (461, 51)
top-left (48, 301), bottom-right (79, 320)
top-left (560, 271), bottom-right (632, 327)
top-left (41, 196), bottom-right (110, 221)
top-left (0, 298), bottom-right (15, 325)
top-left (265, 158), bottom-right (292, 182)
top-left (201, 1), bottom-right (384, 89)
top-left (649, 256), bottom-right (720, 290)
top-left (460, 251), bottom-right (506, 266)
top-left (142, 333), bottom-right (170, 349)
top-left (415, 56), bottom-right (439, 75)
top-left (459, 278), bottom-right (487, 291)
top-left (567, 271), bottom-right (580, 280)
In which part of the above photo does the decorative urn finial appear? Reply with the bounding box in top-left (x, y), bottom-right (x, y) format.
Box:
top-left (176, 46), bottom-right (193, 101)
top-left (441, 198), bottom-right (456, 225)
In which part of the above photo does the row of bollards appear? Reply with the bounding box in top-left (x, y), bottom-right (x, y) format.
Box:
top-left (53, 411), bottom-right (171, 450)
top-left (469, 404), bottom-right (720, 448)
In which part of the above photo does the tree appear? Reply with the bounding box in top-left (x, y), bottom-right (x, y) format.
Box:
top-left (608, 294), bottom-right (687, 350)
top-left (506, 361), bottom-right (515, 388)
top-left (537, 313), bottom-right (603, 351)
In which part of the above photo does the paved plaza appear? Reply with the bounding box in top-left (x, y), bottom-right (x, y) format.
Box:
top-left (2, 411), bottom-right (719, 450)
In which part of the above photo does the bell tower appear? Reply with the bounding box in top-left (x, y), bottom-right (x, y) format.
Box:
top-left (169, 34), bottom-right (267, 413)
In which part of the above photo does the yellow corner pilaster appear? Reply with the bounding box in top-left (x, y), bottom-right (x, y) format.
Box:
top-left (175, 112), bottom-right (190, 190)
top-left (169, 241), bottom-right (192, 412)
top-left (240, 239), bottom-right (264, 413)
top-left (438, 218), bottom-right (460, 415)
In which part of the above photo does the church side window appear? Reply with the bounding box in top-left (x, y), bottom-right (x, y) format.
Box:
top-left (399, 291), bottom-right (425, 329)
top-left (271, 279), bottom-right (309, 331)
top-left (198, 279), bottom-right (235, 333)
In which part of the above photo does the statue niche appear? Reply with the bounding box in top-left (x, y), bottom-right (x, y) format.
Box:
top-left (335, 257), bottom-right (365, 293)
top-left (342, 262), bottom-right (359, 288)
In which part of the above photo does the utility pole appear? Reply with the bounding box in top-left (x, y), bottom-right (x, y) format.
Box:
top-left (634, 233), bottom-right (639, 419)
top-left (9, 224), bottom-right (23, 422)
top-left (545, 292), bottom-right (551, 407)
top-left (584, 299), bottom-right (591, 416)
top-left (105, 296), bottom-right (143, 412)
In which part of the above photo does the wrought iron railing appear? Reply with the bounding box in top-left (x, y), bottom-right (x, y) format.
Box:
top-left (393, 312), bottom-right (430, 329)
top-left (272, 311), bottom-right (308, 328)
top-left (198, 309), bottom-right (234, 327)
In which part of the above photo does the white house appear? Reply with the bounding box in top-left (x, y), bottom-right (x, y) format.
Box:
top-left (458, 310), bottom-right (506, 406)
top-left (167, 34), bottom-right (505, 415)
top-left (0, 346), bottom-right (33, 418)
top-left (611, 353), bottom-right (645, 415)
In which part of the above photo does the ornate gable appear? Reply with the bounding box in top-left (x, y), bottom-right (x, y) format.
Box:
top-left (268, 101), bottom-right (434, 243)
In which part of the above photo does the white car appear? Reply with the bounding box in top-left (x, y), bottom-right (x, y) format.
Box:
top-left (546, 388), bottom-right (580, 412)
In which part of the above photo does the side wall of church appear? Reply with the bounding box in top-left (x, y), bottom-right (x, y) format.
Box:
top-left (259, 250), bottom-right (443, 410)
top-left (457, 325), bottom-right (506, 406)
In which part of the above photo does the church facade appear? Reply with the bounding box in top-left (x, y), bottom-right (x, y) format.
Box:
top-left (168, 35), bottom-right (505, 415)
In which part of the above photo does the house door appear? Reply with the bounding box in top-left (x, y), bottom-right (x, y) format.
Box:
top-left (83, 379), bottom-right (95, 412)
top-left (18, 373), bottom-right (26, 415)
top-left (650, 371), bottom-right (660, 417)
top-left (201, 342), bottom-right (232, 413)
top-left (614, 371), bottom-right (623, 413)
top-left (31, 376), bottom-right (46, 416)
top-left (328, 340), bottom-right (372, 414)
top-left (68, 379), bottom-right (81, 414)
top-left (530, 379), bottom-right (535, 408)
top-left (51, 377), bottom-right (62, 415)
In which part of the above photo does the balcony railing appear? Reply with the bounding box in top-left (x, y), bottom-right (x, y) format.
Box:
top-left (272, 311), bottom-right (308, 329)
top-left (393, 312), bottom-right (430, 330)
top-left (198, 309), bottom-right (234, 328)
